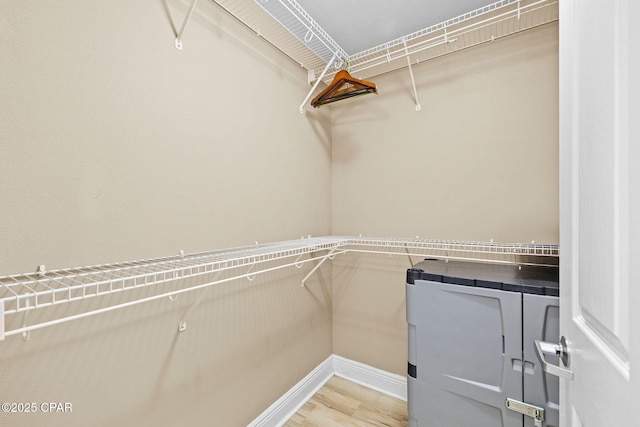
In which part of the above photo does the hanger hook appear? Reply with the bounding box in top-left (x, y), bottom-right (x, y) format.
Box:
top-left (246, 263), bottom-right (256, 281)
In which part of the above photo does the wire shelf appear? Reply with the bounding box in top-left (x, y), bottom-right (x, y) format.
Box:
top-left (348, 0), bottom-right (521, 64)
top-left (252, 0), bottom-right (348, 66)
top-left (212, 0), bottom-right (557, 110)
top-left (0, 237), bottom-right (342, 316)
top-left (0, 236), bottom-right (558, 341)
top-left (312, 0), bottom-right (558, 82)
top-left (339, 236), bottom-right (559, 257)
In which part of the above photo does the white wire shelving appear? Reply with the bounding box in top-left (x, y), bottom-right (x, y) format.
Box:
top-left (0, 236), bottom-right (558, 342)
top-left (315, 0), bottom-right (559, 83)
top-left (227, 0), bottom-right (558, 80)
top-left (250, 0), bottom-right (558, 111)
top-left (338, 236), bottom-right (559, 263)
top-left (252, 0), bottom-right (348, 67)
top-left (211, 0), bottom-right (558, 83)
top-left (177, 0), bottom-right (557, 110)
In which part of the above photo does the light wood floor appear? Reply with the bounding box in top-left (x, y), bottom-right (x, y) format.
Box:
top-left (283, 376), bottom-right (408, 427)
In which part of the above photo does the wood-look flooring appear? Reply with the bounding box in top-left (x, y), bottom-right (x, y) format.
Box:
top-left (283, 376), bottom-right (408, 427)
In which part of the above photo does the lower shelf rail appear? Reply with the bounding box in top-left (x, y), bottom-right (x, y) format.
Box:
top-left (0, 235), bottom-right (558, 341)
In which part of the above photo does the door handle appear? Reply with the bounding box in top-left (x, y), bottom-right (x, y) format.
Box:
top-left (534, 336), bottom-right (574, 380)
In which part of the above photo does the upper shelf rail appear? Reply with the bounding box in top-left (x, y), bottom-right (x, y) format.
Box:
top-left (314, 0), bottom-right (559, 83)
top-left (253, 0), bottom-right (348, 66)
top-left (348, 0), bottom-right (522, 64)
top-left (0, 236), bottom-right (558, 341)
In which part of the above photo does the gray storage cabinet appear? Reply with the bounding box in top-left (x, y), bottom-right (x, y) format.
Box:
top-left (406, 260), bottom-right (559, 427)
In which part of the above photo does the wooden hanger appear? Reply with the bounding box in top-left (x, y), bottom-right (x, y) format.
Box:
top-left (310, 70), bottom-right (377, 108)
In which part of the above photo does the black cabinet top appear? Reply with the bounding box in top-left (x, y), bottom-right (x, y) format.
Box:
top-left (407, 259), bottom-right (559, 296)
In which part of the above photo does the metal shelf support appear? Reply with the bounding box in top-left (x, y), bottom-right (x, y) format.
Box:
top-left (175, 0), bottom-right (200, 50)
top-left (300, 246), bottom-right (341, 287)
top-left (404, 42), bottom-right (421, 111)
top-left (299, 53), bottom-right (337, 113)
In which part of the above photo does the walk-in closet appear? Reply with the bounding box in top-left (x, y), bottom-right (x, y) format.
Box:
top-left (2, 0), bottom-right (638, 426)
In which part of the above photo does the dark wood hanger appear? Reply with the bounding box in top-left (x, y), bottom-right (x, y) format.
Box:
top-left (310, 70), bottom-right (377, 108)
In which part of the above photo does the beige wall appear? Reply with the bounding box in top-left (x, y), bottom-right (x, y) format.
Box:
top-left (1, 0), bottom-right (559, 423)
top-left (0, 1), bottom-right (332, 275)
top-left (0, 1), bottom-right (332, 426)
top-left (331, 23), bottom-right (559, 375)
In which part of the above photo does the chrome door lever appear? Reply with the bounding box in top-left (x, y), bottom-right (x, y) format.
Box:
top-left (534, 336), bottom-right (574, 380)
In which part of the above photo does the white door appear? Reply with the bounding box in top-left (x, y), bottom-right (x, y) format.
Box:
top-left (559, 0), bottom-right (640, 425)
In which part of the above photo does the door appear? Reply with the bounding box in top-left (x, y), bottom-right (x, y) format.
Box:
top-left (559, 0), bottom-right (640, 425)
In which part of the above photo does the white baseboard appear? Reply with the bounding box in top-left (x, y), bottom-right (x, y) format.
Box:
top-left (247, 355), bottom-right (334, 427)
top-left (248, 354), bottom-right (407, 427)
top-left (332, 354), bottom-right (407, 402)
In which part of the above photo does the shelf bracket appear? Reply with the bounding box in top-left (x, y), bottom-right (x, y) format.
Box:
top-left (175, 0), bottom-right (199, 50)
top-left (300, 246), bottom-right (338, 287)
top-left (299, 54), bottom-right (337, 114)
top-left (404, 42), bottom-right (421, 111)
top-left (404, 244), bottom-right (415, 267)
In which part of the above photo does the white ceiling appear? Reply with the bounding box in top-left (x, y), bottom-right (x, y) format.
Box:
top-left (294, 0), bottom-right (500, 55)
